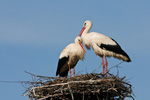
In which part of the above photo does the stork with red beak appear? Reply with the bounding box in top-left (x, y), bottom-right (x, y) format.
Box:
top-left (56, 36), bottom-right (86, 77)
top-left (79, 20), bottom-right (131, 76)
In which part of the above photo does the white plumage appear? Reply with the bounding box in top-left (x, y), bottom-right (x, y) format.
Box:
top-left (79, 20), bottom-right (131, 76)
top-left (56, 36), bottom-right (86, 77)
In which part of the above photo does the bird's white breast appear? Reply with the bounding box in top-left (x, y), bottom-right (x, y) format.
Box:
top-left (59, 43), bottom-right (85, 60)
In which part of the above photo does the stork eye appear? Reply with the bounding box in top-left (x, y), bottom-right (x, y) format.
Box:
top-left (84, 23), bottom-right (86, 27)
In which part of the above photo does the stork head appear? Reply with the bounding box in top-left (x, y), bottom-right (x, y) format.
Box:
top-left (75, 36), bottom-right (86, 53)
top-left (75, 36), bottom-right (83, 44)
top-left (79, 20), bottom-right (92, 36)
top-left (83, 20), bottom-right (92, 28)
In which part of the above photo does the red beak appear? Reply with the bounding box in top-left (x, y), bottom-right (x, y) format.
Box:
top-left (79, 27), bottom-right (85, 36)
top-left (80, 43), bottom-right (86, 53)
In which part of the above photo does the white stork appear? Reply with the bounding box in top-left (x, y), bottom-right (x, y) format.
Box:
top-left (56, 36), bottom-right (86, 77)
top-left (79, 20), bottom-right (131, 76)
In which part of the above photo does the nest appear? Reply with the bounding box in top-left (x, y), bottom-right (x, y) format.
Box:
top-left (23, 72), bottom-right (134, 100)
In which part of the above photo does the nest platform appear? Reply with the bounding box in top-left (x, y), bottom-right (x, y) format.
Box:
top-left (24, 73), bottom-right (134, 100)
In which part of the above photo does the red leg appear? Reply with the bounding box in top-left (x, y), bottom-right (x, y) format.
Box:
top-left (68, 63), bottom-right (72, 77)
top-left (73, 67), bottom-right (75, 77)
top-left (101, 57), bottom-right (105, 75)
top-left (104, 56), bottom-right (108, 77)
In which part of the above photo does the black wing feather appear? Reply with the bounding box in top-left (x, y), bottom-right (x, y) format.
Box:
top-left (99, 38), bottom-right (131, 62)
top-left (56, 56), bottom-right (69, 77)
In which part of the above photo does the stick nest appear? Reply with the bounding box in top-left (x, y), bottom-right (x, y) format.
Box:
top-left (24, 73), bottom-right (134, 100)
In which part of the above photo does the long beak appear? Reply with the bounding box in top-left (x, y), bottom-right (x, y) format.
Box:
top-left (80, 43), bottom-right (86, 53)
top-left (79, 27), bottom-right (85, 36)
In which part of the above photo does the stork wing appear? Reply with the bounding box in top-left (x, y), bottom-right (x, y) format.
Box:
top-left (56, 56), bottom-right (69, 76)
top-left (98, 38), bottom-right (131, 62)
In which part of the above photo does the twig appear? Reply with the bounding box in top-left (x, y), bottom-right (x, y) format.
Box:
top-left (23, 73), bottom-right (134, 100)
top-left (68, 83), bottom-right (74, 100)
top-left (107, 61), bottom-right (123, 76)
top-left (25, 71), bottom-right (37, 77)
top-left (92, 64), bottom-right (102, 73)
top-left (108, 61), bottom-right (123, 71)
top-left (82, 92), bottom-right (85, 100)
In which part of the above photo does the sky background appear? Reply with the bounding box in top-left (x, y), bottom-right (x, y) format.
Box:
top-left (0, 0), bottom-right (150, 100)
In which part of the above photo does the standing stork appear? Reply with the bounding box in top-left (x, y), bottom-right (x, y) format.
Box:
top-left (79, 20), bottom-right (131, 76)
top-left (56, 36), bottom-right (86, 77)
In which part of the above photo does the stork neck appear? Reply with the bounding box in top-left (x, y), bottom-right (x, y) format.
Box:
top-left (82, 26), bottom-right (91, 35)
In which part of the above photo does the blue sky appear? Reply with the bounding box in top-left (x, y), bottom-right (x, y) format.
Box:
top-left (0, 0), bottom-right (150, 100)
